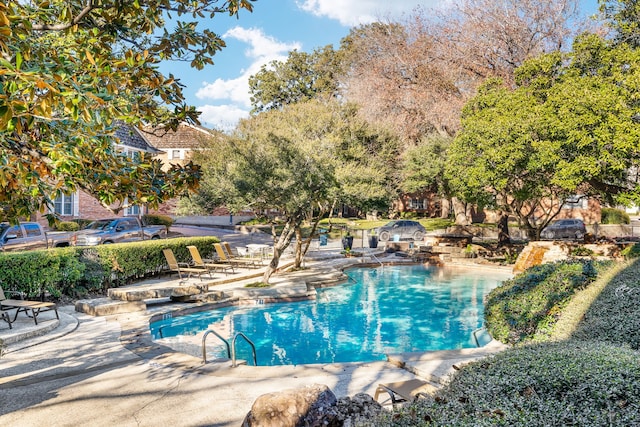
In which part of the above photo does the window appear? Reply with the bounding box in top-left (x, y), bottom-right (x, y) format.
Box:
top-left (562, 195), bottom-right (587, 210)
top-left (7, 226), bottom-right (23, 238)
top-left (125, 205), bottom-right (141, 216)
top-left (24, 223), bottom-right (42, 237)
top-left (169, 149), bottom-right (183, 160)
top-left (408, 198), bottom-right (425, 210)
top-left (54, 193), bottom-right (74, 216)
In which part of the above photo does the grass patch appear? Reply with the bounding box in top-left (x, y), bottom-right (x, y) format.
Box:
top-left (244, 282), bottom-right (271, 288)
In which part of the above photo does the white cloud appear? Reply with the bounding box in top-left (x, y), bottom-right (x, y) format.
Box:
top-left (195, 27), bottom-right (301, 110)
top-left (296, 0), bottom-right (447, 26)
top-left (197, 104), bottom-right (250, 132)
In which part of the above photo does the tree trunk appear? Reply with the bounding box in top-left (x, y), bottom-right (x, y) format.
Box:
top-left (262, 220), bottom-right (297, 283)
top-left (452, 197), bottom-right (470, 225)
top-left (440, 198), bottom-right (451, 218)
top-left (294, 228), bottom-right (304, 268)
top-left (497, 212), bottom-right (510, 247)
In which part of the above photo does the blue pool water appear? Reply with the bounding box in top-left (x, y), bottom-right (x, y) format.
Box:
top-left (149, 265), bottom-right (511, 366)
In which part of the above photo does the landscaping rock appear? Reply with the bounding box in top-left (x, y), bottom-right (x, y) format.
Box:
top-left (242, 385), bottom-right (385, 427)
top-left (242, 384), bottom-right (337, 427)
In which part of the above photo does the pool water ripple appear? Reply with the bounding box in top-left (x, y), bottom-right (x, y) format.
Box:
top-left (150, 265), bottom-right (511, 366)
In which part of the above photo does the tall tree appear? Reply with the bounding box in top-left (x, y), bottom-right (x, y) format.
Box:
top-left (189, 100), bottom-right (398, 282)
top-left (340, 22), bottom-right (464, 142)
top-left (447, 33), bottom-right (640, 240)
top-left (429, 0), bottom-right (582, 88)
top-left (0, 0), bottom-right (254, 222)
top-left (248, 45), bottom-right (342, 113)
top-left (600, 0), bottom-right (640, 46)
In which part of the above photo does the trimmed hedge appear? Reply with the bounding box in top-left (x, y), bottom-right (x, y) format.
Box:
top-left (0, 236), bottom-right (219, 299)
top-left (142, 213), bottom-right (174, 230)
top-left (484, 259), bottom-right (608, 344)
top-left (371, 341), bottom-right (640, 427)
top-left (369, 259), bottom-right (640, 426)
top-left (572, 258), bottom-right (640, 349)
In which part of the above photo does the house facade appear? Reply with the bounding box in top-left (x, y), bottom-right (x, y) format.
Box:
top-left (394, 191), bottom-right (602, 224)
top-left (36, 124), bottom-right (170, 226)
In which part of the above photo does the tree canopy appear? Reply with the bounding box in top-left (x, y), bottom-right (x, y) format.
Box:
top-left (447, 33), bottom-right (640, 238)
top-left (188, 99), bottom-right (399, 281)
top-left (0, 0), bottom-right (254, 221)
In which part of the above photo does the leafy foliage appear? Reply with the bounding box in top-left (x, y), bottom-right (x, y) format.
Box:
top-left (572, 258), bottom-right (640, 349)
top-left (142, 214), bottom-right (175, 230)
top-left (0, 236), bottom-right (219, 297)
top-left (371, 341), bottom-right (640, 427)
top-left (484, 260), bottom-right (607, 344)
top-left (621, 243), bottom-right (640, 258)
top-left (0, 1), bottom-right (254, 222)
top-left (600, 207), bottom-right (631, 224)
top-left (447, 33), bottom-right (640, 238)
top-left (248, 46), bottom-right (343, 113)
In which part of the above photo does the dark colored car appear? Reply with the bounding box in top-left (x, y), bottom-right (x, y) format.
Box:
top-left (377, 220), bottom-right (426, 242)
top-left (540, 219), bottom-right (587, 240)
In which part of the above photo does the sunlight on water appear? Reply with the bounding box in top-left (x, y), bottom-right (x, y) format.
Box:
top-left (150, 265), bottom-right (511, 366)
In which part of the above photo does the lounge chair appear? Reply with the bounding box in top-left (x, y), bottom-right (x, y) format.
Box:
top-left (162, 248), bottom-right (211, 281)
top-left (187, 245), bottom-right (235, 275)
top-left (1, 308), bottom-right (13, 329)
top-left (214, 243), bottom-right (258, 268)
top-left (0, 286), bottom-right (59, 326)
top-left (223, 241), bottom-right (264, 266)
top-left (374, 379), bottom-right (437, 408)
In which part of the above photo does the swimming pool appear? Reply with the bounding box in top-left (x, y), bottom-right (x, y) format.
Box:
top-left (150, 265), bottom-right (511, 366)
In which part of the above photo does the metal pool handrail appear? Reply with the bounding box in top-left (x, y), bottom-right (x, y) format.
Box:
top-left (231, 332), bottom-right (257, 367)
top-left (202, 329), bottom-right (231, 363)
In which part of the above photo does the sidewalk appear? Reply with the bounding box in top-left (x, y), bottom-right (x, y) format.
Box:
top-left (0, 243), bottom-right (506, 426)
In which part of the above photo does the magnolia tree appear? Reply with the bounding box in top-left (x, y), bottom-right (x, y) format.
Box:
top-left (0, 0), bottom-right (254, 222)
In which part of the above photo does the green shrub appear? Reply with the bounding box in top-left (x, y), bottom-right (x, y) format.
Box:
top-left (399, 211), bottom-right (418, 219)
top-left (371, 341), bottom-right (640, 427)
top-left (569, 245), bottom-right (594, 257)
top-left (620, 243), bottom-right (640, 259)
top-left (0, 250), bottom-right (64, 298)
top-left (484, 260), bottom-right (606, 344)
top-left (54, 221), bottom-right (80, 231)
top-left (572, 259), bottom-right (640, 349)
top-left (0, 236), bottom-right (220, 298)
top-left (601, 207), bottom-right (630, 224)
top-left (142, 214), bottom-right (174, 230)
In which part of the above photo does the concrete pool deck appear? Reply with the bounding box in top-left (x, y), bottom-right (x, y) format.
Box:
top-left (0, 245), bottom-right (512, 426)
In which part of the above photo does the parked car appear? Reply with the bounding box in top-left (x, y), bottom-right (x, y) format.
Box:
top-left (0, 222), bottom-right (74, 252)
top-left (540, 219), bottom-right (587, 240)
top-left (377, 220), bottom-right (426, 242)
top-left (74, 217), bottom-right (167, 246)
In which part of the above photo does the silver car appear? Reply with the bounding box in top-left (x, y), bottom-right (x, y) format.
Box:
top-left (377, 220), bottom-right (426, 242)
top-left (540, 219), bottom-right (587, 240)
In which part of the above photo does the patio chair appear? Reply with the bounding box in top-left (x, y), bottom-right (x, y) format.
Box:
top-left (162, 248), bottom-right (210, 281)
top-left (187, 245), bottom-right (235, 275)
top-left (223, 241), bottom-right (263, 267)
top-left (0, 286), bottom-right (59, 326)
top-left (1, 308), bottom-right (13, 329)
top-left (214, 243), bottom-right (258, 269)
top-left (374, 379), bottom-right (437, 408)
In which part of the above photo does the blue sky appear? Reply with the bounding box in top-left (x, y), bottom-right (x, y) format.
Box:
top-left (159, 0), bottom-right (601, 131)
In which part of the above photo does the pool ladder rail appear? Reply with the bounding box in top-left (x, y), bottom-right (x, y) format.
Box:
top-left (202, 329), bottom-right (257, 367)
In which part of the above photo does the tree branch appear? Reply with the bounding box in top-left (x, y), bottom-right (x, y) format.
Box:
top-left (31, 0), bottom-right (96, 31)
